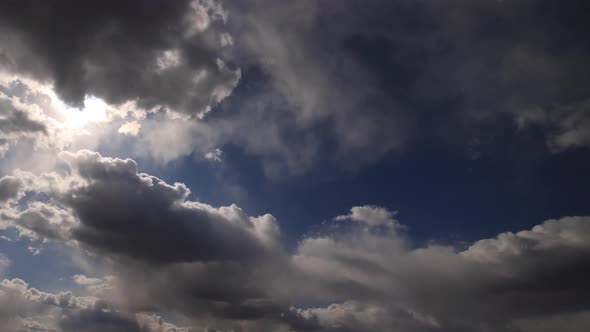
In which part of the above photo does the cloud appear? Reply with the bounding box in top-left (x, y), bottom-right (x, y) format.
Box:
top-left (0, 95), bottom-right (46, 135)
top-left (0, 87), bottom-right (49, 155)
top-left (334, 205), bottom-right (400, 228)
top-left (0, 274), bottom-right (194, 332)
top-left (59, 308), bottom-right (144, 332)
top-left (3, 153), bottom-right (590, 331)
top-left (0, 76), bottom-right (219, 170)
top-left (518, 99), bottom-right (590, 151)
top-left (0, 0), bottom-right (240, 116)
top-left (290, 209), bottom-right (590, 331)
top-left (217, 0), bottom-right (590, 172)
top-left (0, 150), bottom-right (293, 325)
top-left (0, 175), bottom-right (23, 203)
top-left (2, 0), bottom-right (588, 175)
top-left (0, 1), bottom-right (586, 330)
top-left (72, 274), bottom-right (104, 286)
top-left (0, 277), bottom-right (100, 331)
top-left (118, 120), bottom-right (141, 136)
top-left (9, 150), bottom-right (282, 264)
top-left (205, 148), bottom-right (223, 162)
top-left (0, 201), bottom-right (76, 241)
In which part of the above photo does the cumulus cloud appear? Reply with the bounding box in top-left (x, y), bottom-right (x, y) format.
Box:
top-left (4, 150), bottom-right (282, 264)
top-left (0, 76), bottom-right (222, 170)
top-left (0, 86), bottom-right (49, 155)
top-left (0, 261), bottom-right (193, 332)
top-left (0, 77), bottom-right (116, 172)
top-left (289, 210), bottom-right (590, 331)
top-left (2, 0), bottom-right (588, 174)
top-left (3, 154), bottom-right (590, 331)
top-left (0, 277), bottom-right (193, 332)
top-left (0, 0), bottom-right (240, 116)
top-left (0, 175), bottom-right (23, 203)
top-left (0, 276), bottom-right (101, 331)
top-left (0, 95), bottom-right (46, 135)
top-left (0, 151), bottom-right (293, 326)
top-left (0, 201), bottom-right (76, 241)
top-left (0, 1), bottom-right (587, 331)
top-left (334, 205), bottom-right (400, 228)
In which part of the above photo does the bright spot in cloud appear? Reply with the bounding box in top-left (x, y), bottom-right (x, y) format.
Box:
top-left (54, 95), bottom-right (109, 129)
top-left (118, 121), bottom-right (141, 136)
top-left (204, 148), bottom-right (223, 162)
top-left (157, 49), bottom-right (182, 71)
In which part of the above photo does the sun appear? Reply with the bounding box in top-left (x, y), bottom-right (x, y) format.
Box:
top-left (53, 94), bottom-right (109, 129)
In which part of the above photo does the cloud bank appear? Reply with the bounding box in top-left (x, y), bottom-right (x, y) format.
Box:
top-left (0, 153), bottom-right (589, 331)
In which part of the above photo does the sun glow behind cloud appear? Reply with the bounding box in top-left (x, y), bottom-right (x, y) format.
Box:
top-left (0, 71), bottom-right (113, 131)
top-left (52, 95), bottom-right (109, 129)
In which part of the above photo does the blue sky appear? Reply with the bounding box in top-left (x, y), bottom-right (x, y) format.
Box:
top-left (1, 1), bottom-right (590, 331)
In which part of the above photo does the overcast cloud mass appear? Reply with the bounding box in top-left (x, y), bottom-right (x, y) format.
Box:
top-left (0, 0), bottom-right (589, 331)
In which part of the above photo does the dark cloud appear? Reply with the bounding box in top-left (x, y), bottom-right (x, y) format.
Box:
top-left (109, 257), bottom-right (291, 325)
top-left (0, 0), bottom-right (587, 330)
top-left (0, 0), bottom-right (239, 115)
top-left (218, 0), bottom-right (590, 171)
top-left (0, 151), bottom-right (293, 324)
top-left (4, 158), bottom-right (590, 331)
top-left (59, 308), bottom-right (144, 332)
top-left (52, 150), bottom-right (282, 265)
top-left (2, 0), bottom-right (588, 173)
top-left (0, 175), bottom-right (22, 203)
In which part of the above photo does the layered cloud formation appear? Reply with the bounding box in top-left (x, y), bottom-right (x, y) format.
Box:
top-left (1, 0), bottom-right (589, 174)
top-left (0, 152), bottom-right (589, 331)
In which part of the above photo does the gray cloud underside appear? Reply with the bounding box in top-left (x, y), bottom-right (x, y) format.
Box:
top-left (0, 175), bottom-right (23, 203)
top-left (219, 0), bottom-right (590, 171)
top-left (0, 0), bottom-right (239, 115)
top-left (0, 276), bottom-right (193, 332)
top-left (0, 153), bottom-right (589, 331)
top-left (1, 0), bottom-right (589, 174)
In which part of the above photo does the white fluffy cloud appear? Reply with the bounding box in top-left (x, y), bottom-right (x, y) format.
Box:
top-left (334, 205), bottom-right (401, 228)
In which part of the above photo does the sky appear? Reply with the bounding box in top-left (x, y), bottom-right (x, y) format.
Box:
top-left (0, 0), bottom-right (589, 331)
